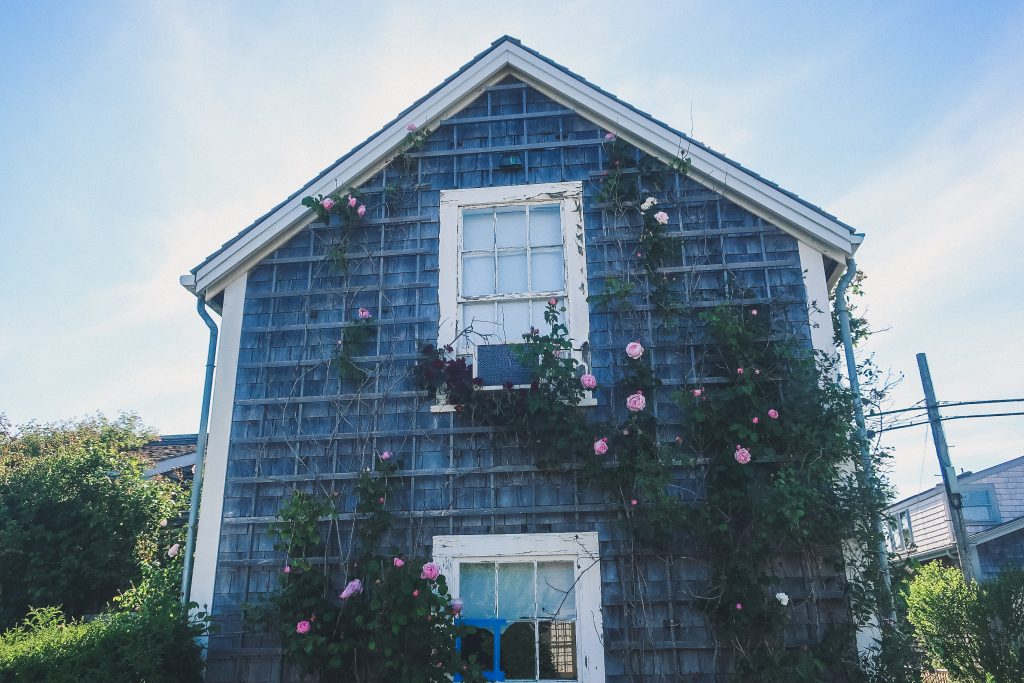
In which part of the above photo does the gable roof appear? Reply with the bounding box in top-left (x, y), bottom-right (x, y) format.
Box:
top-left (182, 35), bottom-right (863, 297)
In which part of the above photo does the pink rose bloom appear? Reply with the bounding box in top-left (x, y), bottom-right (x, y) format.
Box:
top-left (167, 543), bottom-right (180, 558)
top-left (604, 132), bottom-right (616, 140)
top-left (340, 579), bottom-right (363, 600)
top-left (413, 589), bottom-right (420, 597)
top-left (735, 603), bottom-right (743, 610)
top-left (692, 388), bottom-right (703, 398)
top-left (768, 409), bottom-right (779, 419)
top-left (736, 367), bottom-right (744, 375)
top-left (450, 598), bottom-right (464, 615)
top-left (379, 450), bottom-right (391, 461)
top-left (378, 496), bottom-right (385, 504)
top-left (626, 391), bottom-right (646, 412)
top-left (393, 557), bottom-right (405, 568)
top-left (321, 197), bottom-right (335, 211)
top-left (751, 309), bottom-right (758, 316)
top-left (630, 499), bottom-right (638, 506)
top-left (406, 123), bottom-right (417, 131)
top-left (580, 373), bottom-right (597, 390)
top-left (734, 445), bottom-right (751, 465)
top-left (296, 620), bottom-right (311, 634)
top-left (548, 297), bottom-right (558, 306)
top-left (593, 438), bottom-right (608, 456)
top-left (358, 307), bottom-right (372, 320)
top-left (357, 204), bottom-right (367, 218)
top-left (421, 562), bottom-right (440, 581)
top-left (752, 417), bottom-right (759, 424)
top-left (283, 565), bottom-right (292, 574)
top-left (625, 341), bottom-right (644, 359)
top-left (653, 211), bottom-right (669, 225)
top-left (347, 195), bottom-right (357, 208)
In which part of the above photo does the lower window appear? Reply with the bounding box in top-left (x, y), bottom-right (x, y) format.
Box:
top-left (432, 532), bottom-right (604, 682)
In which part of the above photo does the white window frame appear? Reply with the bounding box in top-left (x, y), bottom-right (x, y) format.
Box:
top-left (438, 182), bottom-right (590, 390)
top-left (432, 532), bottom-right (604, 683)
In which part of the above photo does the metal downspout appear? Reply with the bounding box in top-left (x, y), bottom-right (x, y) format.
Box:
top-left (181, 294), bottom-right (219, 606)
top-left (835, 257), bottom-right (895, 623)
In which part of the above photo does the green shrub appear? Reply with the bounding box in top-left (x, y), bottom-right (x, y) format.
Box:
top-left (906, 563), bottom-right (1024, 682)
top-left (0, 569), bottom-right (206, 683)
top-left (0, 414), bottom-right (185, 628)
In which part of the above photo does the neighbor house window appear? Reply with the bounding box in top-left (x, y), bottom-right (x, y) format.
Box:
top-left (961, 486), bottom-right (1000, 523)
top-left (438, 182), bottom-right (589, 388)
top-left (432, 532), bottom-right (604, 682)
top-left (898, 510), bottom-right (914, 547)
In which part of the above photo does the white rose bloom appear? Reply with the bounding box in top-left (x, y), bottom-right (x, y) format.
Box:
top-left (775, 592), bottom-right (790, 606)
top-left (640, 197), bottom-right (657, 211)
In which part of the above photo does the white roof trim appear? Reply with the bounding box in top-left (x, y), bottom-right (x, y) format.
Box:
top-left (188, 39), bottom-right (862, 296)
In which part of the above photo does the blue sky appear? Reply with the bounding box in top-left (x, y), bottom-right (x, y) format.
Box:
top-left (1, 1), bottom-right (1022, 499)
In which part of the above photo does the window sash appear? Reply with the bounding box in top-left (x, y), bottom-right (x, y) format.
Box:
top-left (438, 183), bottom-right (589, 387)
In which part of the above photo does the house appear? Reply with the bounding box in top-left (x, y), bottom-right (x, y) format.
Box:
top-left (180, 36), bottom-right (865, 682)
top-left (885, 455), bottom-right (1024, 580)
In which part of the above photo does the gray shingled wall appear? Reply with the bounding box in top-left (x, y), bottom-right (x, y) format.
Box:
top-left (203, 77), bottom-right (849, 682)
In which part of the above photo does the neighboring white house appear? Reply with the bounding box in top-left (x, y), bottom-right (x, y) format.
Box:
top-left (885, 455), bottom-right (1024, 579)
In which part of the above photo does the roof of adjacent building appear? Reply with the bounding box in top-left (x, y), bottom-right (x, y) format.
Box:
top-left (138, 433), bottom-right (197, 478)
top-left (183, 35), bottom-right (863, 298)
top-left (887, 454), bottom-right (1024, 511)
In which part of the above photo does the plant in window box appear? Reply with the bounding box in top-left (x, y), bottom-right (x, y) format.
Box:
top-left (415, 301), bottom-right (593, 467)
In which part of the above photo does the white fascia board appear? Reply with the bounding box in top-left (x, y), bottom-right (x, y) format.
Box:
top-left (192, 40), bottom-right (861, 295)
top-left (500, 45), bottom-right (861, 261)
top-left (191, 50), bottom-right (516, 296)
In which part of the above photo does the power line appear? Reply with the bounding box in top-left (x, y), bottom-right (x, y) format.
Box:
top-left (869, 397), bottom-right (1024, 417)
top-left (875, 411), bottom-right (1024, 433)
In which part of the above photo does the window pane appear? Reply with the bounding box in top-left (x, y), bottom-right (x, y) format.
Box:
top-left (498, 563), bottom-right (535, 621)
top-left (463, 255), bottom-right (495, 296)
top-left (530, 248), bottom-right (565, 292)
top-left (497, 252), bottom-right (528, 294)
top-left (498, 300), bottom-right (531, 340)
top-left (538, 562), bottom-right (576, 619)
top-left (463, 302), bottom-right (498, 341)
top-left (461, 628), bottom-right (495, 674)
top-left (463, 210), bottom-right (494, 251)
top-left (530, 205), bottom-right (562, 246)
top-left (531, 299), bottom-right (563, 331)
top-left (499, 621), bottom-right (537, 680)
top-left (495, 208), bottom-right (528, 248)
top-left (461, 563), bottom-right (496, 619)
top-left (539, 621), bottom-right (577, 679)
top-left (963, 506), bottom-right (993, 522)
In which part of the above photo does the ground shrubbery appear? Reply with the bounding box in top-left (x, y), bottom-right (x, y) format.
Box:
top-left (907, 563), bottom-right (1024, 683)
top-left (0, 567), bottom-right (205, 683)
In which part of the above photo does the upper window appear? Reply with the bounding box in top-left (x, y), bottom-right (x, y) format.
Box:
top-left (438, 183), bottom-right (589, 388)
top-left (432, 532), bottom-right (604, 683)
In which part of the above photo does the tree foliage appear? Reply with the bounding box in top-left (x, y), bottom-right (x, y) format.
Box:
top-left (907, 563), bottom-right (1024, 682)
top-left (0, 413), bottom-right (186, 628)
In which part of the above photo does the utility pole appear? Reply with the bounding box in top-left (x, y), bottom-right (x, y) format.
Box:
top-left (916, 353), bottom-right (980, 582)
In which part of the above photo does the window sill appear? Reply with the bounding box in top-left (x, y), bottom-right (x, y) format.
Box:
top-left (430, 396), bottom-right (598, 413)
